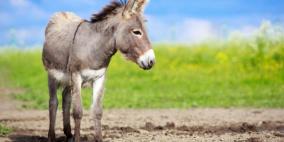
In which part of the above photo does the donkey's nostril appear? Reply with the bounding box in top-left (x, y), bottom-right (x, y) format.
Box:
top-left (149, 60), bottom-right (153, 66)
top-left (149, 59), bottom-right (155, 67)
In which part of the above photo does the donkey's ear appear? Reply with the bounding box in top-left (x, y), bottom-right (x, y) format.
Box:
top-left (123, 0), bottom-right (149, 19)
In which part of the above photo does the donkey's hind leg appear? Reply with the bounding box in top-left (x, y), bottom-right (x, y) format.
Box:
top-left (71, 73), bottom-right (83, 142)
top-left (48, 75), bottom-right (58, 142)
top-left (62, 86), bottom-right (73, 142)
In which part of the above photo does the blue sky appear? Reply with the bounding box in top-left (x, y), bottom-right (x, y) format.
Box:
top-left (0, 0), bottom-right (284, 46)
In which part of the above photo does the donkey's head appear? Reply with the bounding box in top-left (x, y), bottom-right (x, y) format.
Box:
top-left (114, 0), bottom-right (155, 70)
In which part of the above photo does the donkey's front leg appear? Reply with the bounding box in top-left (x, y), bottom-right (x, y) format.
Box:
top-left (91, 75), bottom-right (105, 142)
top-left (48, 75), bottom-right (58, 142)
top-left (71, 73), bottom-right (83, 142)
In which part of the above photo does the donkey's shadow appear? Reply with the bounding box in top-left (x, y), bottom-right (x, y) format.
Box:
top-left (8, 135), bottom-right (90, 142)
top-left (9, 135), bottom-right (63, 142)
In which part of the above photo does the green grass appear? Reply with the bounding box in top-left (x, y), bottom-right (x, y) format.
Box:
top-left (0, 38), bottom-right (284, 109)
top-left (0, 123), bottom-right (12, 137)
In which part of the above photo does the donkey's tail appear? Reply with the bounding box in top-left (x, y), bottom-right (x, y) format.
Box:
top-left (45, 12), bottom-right (82, 35)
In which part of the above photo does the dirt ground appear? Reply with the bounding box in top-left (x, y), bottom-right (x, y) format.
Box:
top-left (0, 88), bottom-right (284, 142)
top-left (0, 108), bottom-right (283, 142)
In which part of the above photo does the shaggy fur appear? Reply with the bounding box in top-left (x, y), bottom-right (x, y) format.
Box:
top-left (91, 1), bottom-right (124, 23)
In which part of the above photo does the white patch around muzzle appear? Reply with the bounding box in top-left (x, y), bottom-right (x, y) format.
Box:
top-left (137, 49), bottom-right (155, 70)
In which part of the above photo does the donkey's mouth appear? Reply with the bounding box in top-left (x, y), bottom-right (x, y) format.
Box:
top-left (137, 49), bottom-right (155, 70)
top-left (139, 61), bottom-right (155, 70)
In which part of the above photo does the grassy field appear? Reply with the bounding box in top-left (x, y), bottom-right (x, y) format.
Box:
top-left (0, 123), bottom-right (12, 137)
top-left (0, 37), bottom-right (283, 109)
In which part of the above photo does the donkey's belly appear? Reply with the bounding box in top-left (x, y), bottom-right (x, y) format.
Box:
top-left (48, 68), bottom-right (106, 86)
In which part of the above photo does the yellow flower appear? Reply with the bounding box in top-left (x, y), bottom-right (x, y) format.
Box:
top-left (216, 52), bottom-right (229, 64)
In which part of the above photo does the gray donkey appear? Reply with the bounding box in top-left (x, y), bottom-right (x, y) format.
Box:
top-left (42, 0), bottom-right (155, 142)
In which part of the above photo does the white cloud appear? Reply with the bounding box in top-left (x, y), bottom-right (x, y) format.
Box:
top-left (147, 16), bottom-right (219, 43)
top-left (177, 18), bottom-right (217, 43)
top-left (228, 20), bottom-right (284, 43)
top-left (9, 0), bottom-right (47, 19)
top-left (10, 0), bottom-right (29, 7)
top-left (5, 27), bottom-right (44, 45)
top-left (229, 25), bottom-right (259, 39)
top-left (147, 15), bottom-right (284, 44)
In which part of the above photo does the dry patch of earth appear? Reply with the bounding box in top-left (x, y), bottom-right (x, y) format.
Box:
top-left (0, 109), bottom-right (283, 142)
top-left (0, 88), bottom-right (24, 111)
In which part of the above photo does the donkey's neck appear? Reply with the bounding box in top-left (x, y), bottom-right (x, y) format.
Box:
top-left (89, 19), bottom-right (117, 34)
top-left (89, 21), bottom-right (119, 65)
top-left (70, 21), bottom-right (118, 71)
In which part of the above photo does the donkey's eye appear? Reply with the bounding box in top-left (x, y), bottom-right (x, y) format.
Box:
top-left (133, 31), bottom-right (141, 35)
top-left (132, 29), bottom-right (143, 36)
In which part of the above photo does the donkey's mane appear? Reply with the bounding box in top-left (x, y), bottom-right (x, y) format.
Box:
top-left (91, 1), bottom-right (126, 23)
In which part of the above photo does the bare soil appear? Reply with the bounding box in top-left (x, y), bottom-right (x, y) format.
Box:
top-left (0, 109), bottom-right (284, 142)
top-left (0, 88), bottom-right (24, 111)
top-left (0, 88), bottom-right (283, 142)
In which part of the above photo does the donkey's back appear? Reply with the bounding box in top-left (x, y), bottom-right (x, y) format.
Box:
top-left (43, 12), bottom-right (83, 71)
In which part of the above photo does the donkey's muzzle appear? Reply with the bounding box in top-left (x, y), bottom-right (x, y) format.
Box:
top-left (137, 49), bottom-right (155, 70)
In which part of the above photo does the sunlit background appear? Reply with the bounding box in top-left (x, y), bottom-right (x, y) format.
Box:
top-left (0, 1), bottom-right (284, 140)
top-left (0, 0), bottom-right (283, 109)
top-left (1, 0), bottom-right (284, 46)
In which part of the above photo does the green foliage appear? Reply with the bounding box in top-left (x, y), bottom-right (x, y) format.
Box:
top-left (0, 123), bottom-right (12, 136)
top-left (0, 38), bottom-right (283, 109)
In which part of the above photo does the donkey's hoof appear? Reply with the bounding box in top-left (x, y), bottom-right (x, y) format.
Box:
top-left (94, 139), bottom-right (103, 142)
top-left (94, 137), bottom-right (103, 142)
top-left (48, 137), bottom-right (56, 142)
top-left (65, 137), bottom-right (74, 142)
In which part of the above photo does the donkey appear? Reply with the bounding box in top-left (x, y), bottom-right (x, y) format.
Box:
top-left (42, 0), bottom-right (154, 142)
